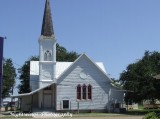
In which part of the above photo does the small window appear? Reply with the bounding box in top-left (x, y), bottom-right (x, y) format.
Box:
top-left (77, 85), bottom-right (81, 100)
top-left (88, 85), bottom-right (92, 100)
top-left (63, 100), bottom-right (69, 109)
top-left (44, 50), bottom-right (51, 61)
top-left (44, 52), bottom-right (47, 61)
top-left (82, 85), bottom-right (87, 99)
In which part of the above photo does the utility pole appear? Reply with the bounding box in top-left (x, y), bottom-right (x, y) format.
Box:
top-left (0, 37), bottom-right (5, 113)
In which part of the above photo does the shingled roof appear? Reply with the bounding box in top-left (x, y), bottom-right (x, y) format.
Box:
top-left (41, 0), bottom-right (54, 37)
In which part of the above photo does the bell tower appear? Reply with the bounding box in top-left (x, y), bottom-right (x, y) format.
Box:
top-left (39, 0), bottom-right (56, 88)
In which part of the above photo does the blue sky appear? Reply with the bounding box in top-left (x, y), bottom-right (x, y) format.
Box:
top-left (1, 0), bottom-right (160, 81)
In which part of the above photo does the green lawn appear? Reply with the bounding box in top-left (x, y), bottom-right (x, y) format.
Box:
top-left (1, 109), bottom-right (160, 118)
top-left (125, 109), bottom-right (160, 115)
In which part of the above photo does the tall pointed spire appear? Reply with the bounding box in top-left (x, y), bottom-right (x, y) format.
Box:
top-left (41, 0), bottom-right (54, 37)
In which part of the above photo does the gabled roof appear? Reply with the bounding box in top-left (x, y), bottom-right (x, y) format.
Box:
top-left (55, 53), bottom-right (111, 83)
top-left (11, 84), bottom-right (52, 98)
top-left (41, 0), bottom-right (54, 37)
top-left (30, 59), bottom-right (107, 79)
top-left (11, 54), bottom-right (110, 98)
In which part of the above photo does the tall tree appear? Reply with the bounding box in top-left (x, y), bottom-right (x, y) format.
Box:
top-left (2, 58), bottom-right (16, 98)
top-left (56, 44), bottom-right (79, 61)
top-left (18, 44), bottom-right (79, 93)
top-left (18, 56), bottom-right (39, 94)
top-left (119, 51), bottom-right (160, 103)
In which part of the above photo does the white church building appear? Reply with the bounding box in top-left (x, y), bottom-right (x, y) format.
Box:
top-left (13, 0), bottom-right (124, 112)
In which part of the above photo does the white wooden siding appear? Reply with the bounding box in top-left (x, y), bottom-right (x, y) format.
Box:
top-left (30, 61), bottom-right (106, 91)
top-left (56, 55), bottom-right (118, 111)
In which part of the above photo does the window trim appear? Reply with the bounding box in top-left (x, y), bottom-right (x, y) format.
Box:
top-left (82, 84), bottom-right (87, 100)
top-left (77, 84), bottom-right (81, 100)
top-left (44, 50), bottom-right (52, 61)
top-left (62, 100), bottom-right (69, 109)
top-left (88, 84), bottom-right (92, 100)
top-left (76, 84), bottom-right (92, 101)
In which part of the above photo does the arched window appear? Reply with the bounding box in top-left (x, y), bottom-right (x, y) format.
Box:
top-left (82, 84), bottom-right (87, 99)
top-left (44, 50), bottom-right (51, 61)
top-left (44, 52), bottom-right (47, 60)
top-left (77, 85), bottom-right (81, 100)
top-left (88, 85), bottom-right (92, 100)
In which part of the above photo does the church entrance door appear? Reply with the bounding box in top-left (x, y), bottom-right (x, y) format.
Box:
top-left (44, 94), bottom-right (52, 108)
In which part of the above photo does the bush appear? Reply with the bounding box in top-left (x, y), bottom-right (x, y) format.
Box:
top-left (143, 112), bottom-right (158, 119)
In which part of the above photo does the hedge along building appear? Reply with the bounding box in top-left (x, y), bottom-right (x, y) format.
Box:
top-left (12, 0), bottom-right (124, 112)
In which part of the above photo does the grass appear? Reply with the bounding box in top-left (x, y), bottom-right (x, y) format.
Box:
top-left (0, 112), bottom-right (32, 118)
top-left (1, 109), bottom-right (160, 118)
top-left (125, 109), bottom-right (160, 116)
top-left (0, 116), bottom-right (32, 118)
top-left (0, 113), bottom-right (139, 119)
top-left (138, 104), bottom-right (144, 110)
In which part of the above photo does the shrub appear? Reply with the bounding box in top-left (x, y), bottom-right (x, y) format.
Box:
top-left (143, 112), bottom-right (158, 119)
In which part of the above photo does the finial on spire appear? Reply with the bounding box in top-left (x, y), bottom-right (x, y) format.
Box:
top-left (41, 0), bottom-right (54, 37)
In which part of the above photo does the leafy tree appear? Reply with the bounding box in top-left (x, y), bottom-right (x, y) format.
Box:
top-left (2, 58), bottom-right (16, 98)
top-left (111, 78), bottom-right (122, 89)
top-left (119, 51), bottom-right (160, 103)
top-left (18, 44), bottom-right (79, 94)
top-left (18, 56), bottom-right (39, 94)
top-left (56, 44), bottom-right (79, 61)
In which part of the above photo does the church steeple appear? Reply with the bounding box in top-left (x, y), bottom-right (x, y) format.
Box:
top-left (41, 0), bottom-right (54, 37)
top-left (38, 0), bottom-right (56, 89)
